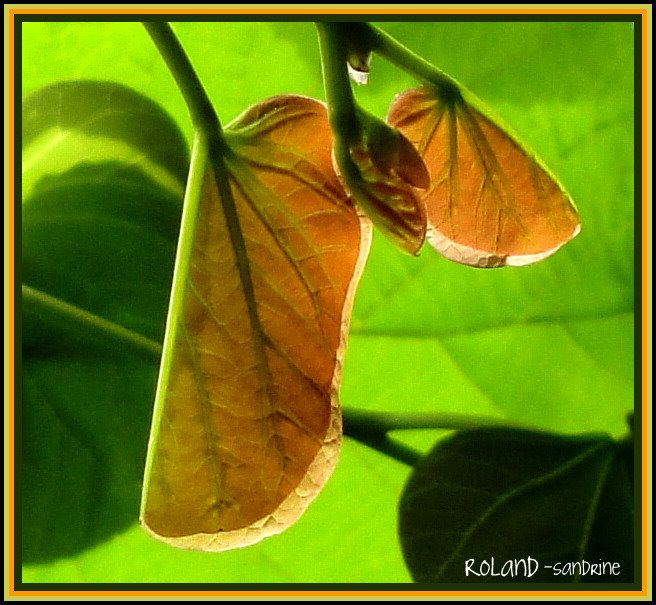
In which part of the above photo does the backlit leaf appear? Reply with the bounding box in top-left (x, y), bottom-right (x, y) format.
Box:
top-left (388, 87), bottom-right (581, 267)
top-left (336, 111), bottom-right (429, 256)
top-left (140, 95), bottom-right (371, 551)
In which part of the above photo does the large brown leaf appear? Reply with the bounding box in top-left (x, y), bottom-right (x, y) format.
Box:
top-left (140, 96), bottom-right (371, 551)
top-left (388, 87), bottom-right (580, 267)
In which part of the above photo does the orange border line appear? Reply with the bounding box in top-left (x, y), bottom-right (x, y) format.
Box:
top-left (9, 589), bottom-right (650, 598)
top-left (8, 5), bottom-right (650, 599)
top-left (640, 5), bottom-right (650, 594)
top-left (8, 7), bottom-right (647, 15)
top-left (8, 7), bottom-right (16, 598)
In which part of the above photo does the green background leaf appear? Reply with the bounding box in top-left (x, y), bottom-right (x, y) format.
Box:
top-left (22, 80), bottom-right (189, 201)
top-left (20, 20), bottom-right (635, 583)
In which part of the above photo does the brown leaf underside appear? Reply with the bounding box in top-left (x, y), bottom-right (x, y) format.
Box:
top-left (348, 140), bottom-right (427, 255)
top-left (141, 96), bottom-right (370, 551)
top-left (388, 88), bottom-right (580, 267)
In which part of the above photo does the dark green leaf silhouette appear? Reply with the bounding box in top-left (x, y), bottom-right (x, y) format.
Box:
top-left (399, 428), bottom-right (634, 583)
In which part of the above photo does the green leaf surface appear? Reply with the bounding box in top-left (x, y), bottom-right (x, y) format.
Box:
top-left (22, 80), bottom-right (189, 201)
top-left (22, 356), bottom-right (158, 563)
top-left (398, 429), bottom-right (634, 583)
top-left (22, 162), bottom-right (180, 349)
top-left (20, 20), bottom-right (635, 584)
top-left (21, 85), bottom-right (186, 562)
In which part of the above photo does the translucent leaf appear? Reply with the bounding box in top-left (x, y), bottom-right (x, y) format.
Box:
top-left (388, 87), bottom-right (581, 267)
top-left (140, 95), bottom-right (371, 551)
top-left (338, 112), bottom-right (430, 256)
top-left (399, 429), bottom-right (634, 583)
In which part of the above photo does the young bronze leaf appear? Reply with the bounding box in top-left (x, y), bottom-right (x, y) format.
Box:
top-left (141, 96), bottom-right (371, 551)
top-left (388, 87), bottom-right (580, 267)
top-left (339, 114), bottom-right (430, 256)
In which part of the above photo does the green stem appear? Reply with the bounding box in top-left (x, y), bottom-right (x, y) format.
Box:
top-left (342, 408), bottom-right (543, 434)
top-left (369, 25), bottom-right (456, 86)
top-left (144, 21), bottom-right (260, 379)
top-left (344, 429), bottom-right (422, 467)
top-left (142, 22), bottom-right (223, 138)
top-left (315, 22), bottom-right (359, 142)
top-left (335, 22), bottom-right (463, 103)
top-left (342, 408), bottom-right (545, 467)
top-left (22, 284), bottom-right (162, 363)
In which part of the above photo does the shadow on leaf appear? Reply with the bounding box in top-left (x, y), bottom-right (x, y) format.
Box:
top-left (22, 162), bottom-right (180, 562)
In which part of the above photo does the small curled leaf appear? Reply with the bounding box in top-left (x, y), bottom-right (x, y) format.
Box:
top-left (336, 112), bottom-right (430, 256)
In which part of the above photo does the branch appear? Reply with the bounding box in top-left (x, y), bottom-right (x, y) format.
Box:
top-left (315, 22), bottom-right (360, 141)
top-left (142, 22), bottom-right (223, 137)
top-left (365, 23), bottom-right (462, 95)
top-left (22, 284), bottom-right (162, 363)
top-left (342, 408), bottom-right (546, 467)
top-left (25, 282), bottom-right (544, 467)
top-left (326, 22), bottom-right (464, 104)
